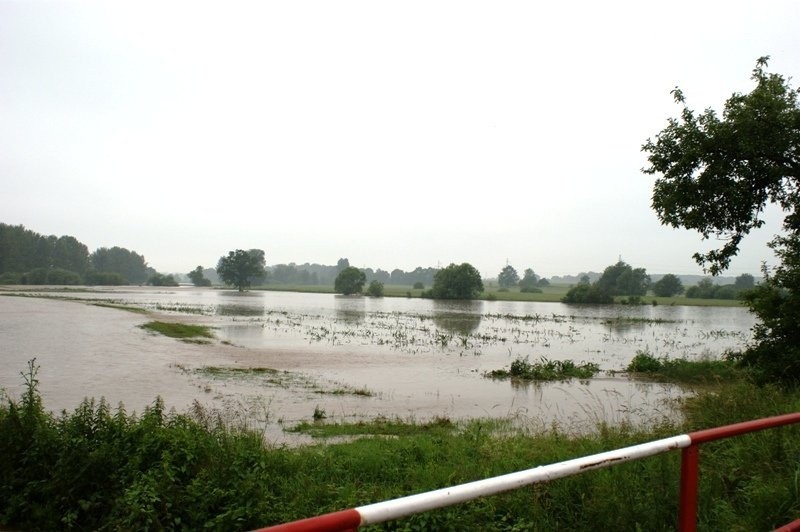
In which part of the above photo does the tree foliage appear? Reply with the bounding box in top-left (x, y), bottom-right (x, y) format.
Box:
top-left (561, 283), bottom-right (613, 304)
top-left (652, 274), bottom-right (684, 297)
top-left (366, 280), bottom-right (384, 297)
top-left (188, 266), bottom-right (212, 287)
top-left (216, 249), bottom-right (266, 291)
top-left (685, 278), bottom-right (739, 300)
top-left (147, 273), bottom-right (178, 287)
top-left (497, 265), bottom-right (519, 288)
top-left (429, 263), bottom-right (484, 300)
top-left (90, 247), bottom-right (153, 284)
top-left (0, 224), bottom-right (89, 279)
top-left (644, 57), bottom-right (800, 275)
top-left (334, 266), bottom-right (366, 295)
top-left (595, 261), bottom-right (650, 296)
top-left (645, 57), bottom-right (800, 382)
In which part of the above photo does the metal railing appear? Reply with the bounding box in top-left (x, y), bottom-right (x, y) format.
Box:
top-left (255, 413), bottom-right (800, 532)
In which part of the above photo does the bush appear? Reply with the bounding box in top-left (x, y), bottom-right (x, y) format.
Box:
top-left (562, 284), bottom-right (613, 304)
top-left (0, 272), bottom-right (21, 284)
top-left (520, 286), bottom-right (542, 293)
top-left (366, 280), bottom-right (384, 297)
top-left (147, 273), bottom-right (179, 287)
top-left (413, 282), bottom-right (424, 290)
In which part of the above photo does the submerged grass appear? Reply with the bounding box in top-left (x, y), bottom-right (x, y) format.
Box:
top-left (194, 366), bottom-right (376, 397)
top-left (139, 321), bottom-right (214, 340)
top-left (3, 360), bottom-right (799, 530)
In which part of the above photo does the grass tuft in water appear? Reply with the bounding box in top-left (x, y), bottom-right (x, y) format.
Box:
top-left (139, 321), bottom-right (214, 340)
top-left (626, 350), bottom-right (746, 384)
top-left (488, 357), bottom-right (600, 381)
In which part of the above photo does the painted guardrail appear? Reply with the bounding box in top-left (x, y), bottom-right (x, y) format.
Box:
top-left (255, 413), bottom-right (800, 532)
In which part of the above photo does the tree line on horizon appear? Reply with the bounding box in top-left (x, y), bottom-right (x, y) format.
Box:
top-left (0, 223), bottom-right (156, 286)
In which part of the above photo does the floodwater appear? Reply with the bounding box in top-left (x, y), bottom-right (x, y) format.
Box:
top-left (0, 287), bottom-right (755, 444)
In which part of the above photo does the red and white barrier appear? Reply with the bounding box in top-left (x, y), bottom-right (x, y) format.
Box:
top-left (255, 413), bottom-right (800, 532)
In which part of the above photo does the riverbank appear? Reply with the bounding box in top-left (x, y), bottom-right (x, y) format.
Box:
top-left (1, 364), bottom-right (798, 530)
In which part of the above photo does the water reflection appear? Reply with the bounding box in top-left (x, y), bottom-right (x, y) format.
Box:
top-left (432, 299), bottom-right (484, 335)
top-left (334, 295), bottom-right (366, 323)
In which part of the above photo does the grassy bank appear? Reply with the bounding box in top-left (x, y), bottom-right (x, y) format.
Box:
top-left (1, 361), bottom-right (799, 530)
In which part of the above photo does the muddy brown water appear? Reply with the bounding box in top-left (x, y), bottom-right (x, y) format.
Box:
top-left (0, 287), bottom-right (755, 444)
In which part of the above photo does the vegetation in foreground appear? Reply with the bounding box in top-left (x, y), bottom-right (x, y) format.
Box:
top-left (2, 361), bottom-right (799, 531)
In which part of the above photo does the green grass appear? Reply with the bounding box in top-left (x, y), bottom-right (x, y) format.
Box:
top-left (289, 416), bottom-right (457, 438)
top-left (626, 350), bottom-right (746, 384)
top-left (3, 361), bottom-right (799, 530)
top-left (488, 357), bottom-right (601, 381)
top-left (139, 321), bottom-right (214, 340)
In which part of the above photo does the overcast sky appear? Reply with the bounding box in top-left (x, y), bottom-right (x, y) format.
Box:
top-left (2, 1), bottom-right (798, 278)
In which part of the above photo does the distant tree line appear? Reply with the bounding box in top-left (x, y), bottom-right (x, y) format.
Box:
top-left (496, 265), bottom-right (550, 292)
top-left (685, 274), bottom-right (755, 300)
top-left (0, 223), bottom-right (161, 286)
top-left (265, 258), bottom-right (438, 288)
top-left (562, 261), bottom-right (651, 304)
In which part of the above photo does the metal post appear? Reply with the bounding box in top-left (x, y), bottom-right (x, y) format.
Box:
top-left (678, 444), bottom-right (699, 532)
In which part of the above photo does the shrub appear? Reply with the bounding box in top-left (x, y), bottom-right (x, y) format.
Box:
top-left (520, 286), bottom-right (542, 293)
top-left (366, 280), bottom-right (384, 297)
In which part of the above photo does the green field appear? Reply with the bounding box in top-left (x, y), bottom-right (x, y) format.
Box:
top-left (251, 283), bottom-right (744, 307)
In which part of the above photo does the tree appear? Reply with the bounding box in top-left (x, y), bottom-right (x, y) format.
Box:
top-left (653, 274), bottom-right (684, 297)
top-left (188, 266), bottom-right (212, 287)
top-left (519, 268), bottom-right (539, 288)
top-left (429, 263), bottom-right (484, 300)
top-left (366, 280), bottom-right (384, 297)
top-left (595, 261), bottom-right (650, 296)
top-left (90, 247), bottom-right (152, 284)
top-left (734, 273), bottom-right (755, 290)
top-left (497, 265), bottom-right (519, 288)
top-left (644, 57), bottom-right (800, 382)
top-left (334, 266), bottom-right (366, 295)
top-left (645, 57), bottom-right (800, 275)
top-left (216, 249), bottom-right (266, 291)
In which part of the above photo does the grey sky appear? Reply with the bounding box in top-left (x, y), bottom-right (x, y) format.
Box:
top-left (2, 1), bottom-right (798, 278)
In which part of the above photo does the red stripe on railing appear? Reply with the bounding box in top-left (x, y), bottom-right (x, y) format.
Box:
top-left (774, 518), bottom-right (800, 532)
top-left (254, 509), bottom-right (361, 532)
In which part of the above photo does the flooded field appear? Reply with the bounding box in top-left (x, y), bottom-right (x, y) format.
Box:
top-left (0, 287), bottom-right (755, 444)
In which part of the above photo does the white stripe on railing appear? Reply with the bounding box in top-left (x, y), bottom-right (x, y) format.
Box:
top-left (355, 434), bottom-right (691, 525)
